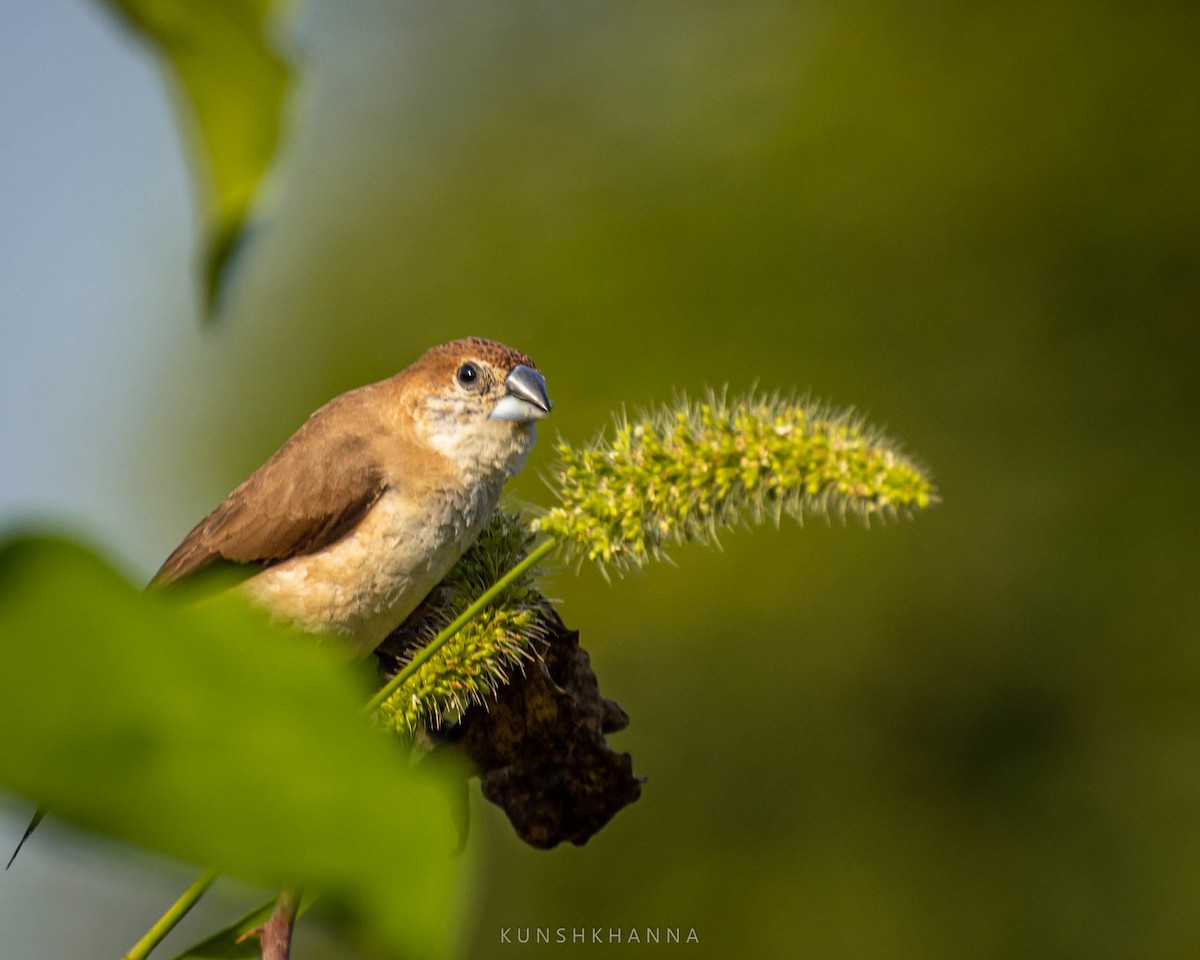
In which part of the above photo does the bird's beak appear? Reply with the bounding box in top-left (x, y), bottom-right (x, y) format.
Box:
top-left (489, 364), bottom-right (552, 422)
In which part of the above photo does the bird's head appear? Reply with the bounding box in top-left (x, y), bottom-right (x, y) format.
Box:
top-left (402, 337), bottom-right (552, 479)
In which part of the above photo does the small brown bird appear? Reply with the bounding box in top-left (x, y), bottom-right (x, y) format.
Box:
top-left (152, 337), bottom-right (551, 656)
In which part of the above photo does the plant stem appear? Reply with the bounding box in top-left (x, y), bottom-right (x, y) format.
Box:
top-left (364, 536), bottom-right (558, 715)
top-left (257, 887), bottom-right (301, 960)
top-left (122, 868), bottom-right (218, 960)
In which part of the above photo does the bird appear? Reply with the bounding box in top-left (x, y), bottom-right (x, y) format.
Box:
top-left (151, 336), bottom-right (552, 656)
top-left (5, 338), bottom-right (550, 871)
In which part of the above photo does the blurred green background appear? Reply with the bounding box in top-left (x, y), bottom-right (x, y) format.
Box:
top-left (2, 0), bottom-right (1198, 957)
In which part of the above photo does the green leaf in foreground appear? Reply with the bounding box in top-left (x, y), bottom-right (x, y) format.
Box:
top-left (98, 0), bottom-right (293, 312)
top-left (0, 536), bottom-right (462, 958)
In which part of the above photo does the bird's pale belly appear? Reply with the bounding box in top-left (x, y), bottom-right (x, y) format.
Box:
top-left (240, 482), bottom-right (500, 656)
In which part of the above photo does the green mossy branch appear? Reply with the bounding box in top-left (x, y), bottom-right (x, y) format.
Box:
top-left (533, 390), bottom-right (937, 573)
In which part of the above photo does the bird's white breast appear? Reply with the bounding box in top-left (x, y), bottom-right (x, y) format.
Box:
top-left (241, 479), bottom-right (503, 657)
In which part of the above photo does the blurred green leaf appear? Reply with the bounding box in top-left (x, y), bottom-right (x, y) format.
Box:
top-left (98, 0), bottom-right (292, 312)
top-left (0, 535), bottom-right (462, 958)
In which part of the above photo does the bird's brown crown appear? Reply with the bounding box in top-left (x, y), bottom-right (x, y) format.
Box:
top-left (421, 337), bottom-right (536, 372)
top-left (392, 337), bottom-right (538, 402)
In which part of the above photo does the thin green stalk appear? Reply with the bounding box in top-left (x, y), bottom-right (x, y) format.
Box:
top-left (122, 868), bottom-right (218, 960)
top-left (364, 537), bottom-right (558, 716)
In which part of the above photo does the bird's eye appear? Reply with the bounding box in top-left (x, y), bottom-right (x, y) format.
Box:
top-left (456, 362), bottom-right (479, 387)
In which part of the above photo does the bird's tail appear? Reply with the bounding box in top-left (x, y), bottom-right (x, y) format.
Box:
top-left (6, 807), bottom-right (46, 869)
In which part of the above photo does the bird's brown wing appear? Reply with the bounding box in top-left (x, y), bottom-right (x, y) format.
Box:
top-left (150, 396), bottom-right (389, 588)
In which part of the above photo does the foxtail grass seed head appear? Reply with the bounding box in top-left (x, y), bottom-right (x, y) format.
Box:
top-left (378, 511), bottom-right (547, 734)
top-left (533, 390), bottom-right (937, 573)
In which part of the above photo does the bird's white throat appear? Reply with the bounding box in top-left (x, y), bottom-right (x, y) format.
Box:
top-left (422, 411), bottom-right (536, 481)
